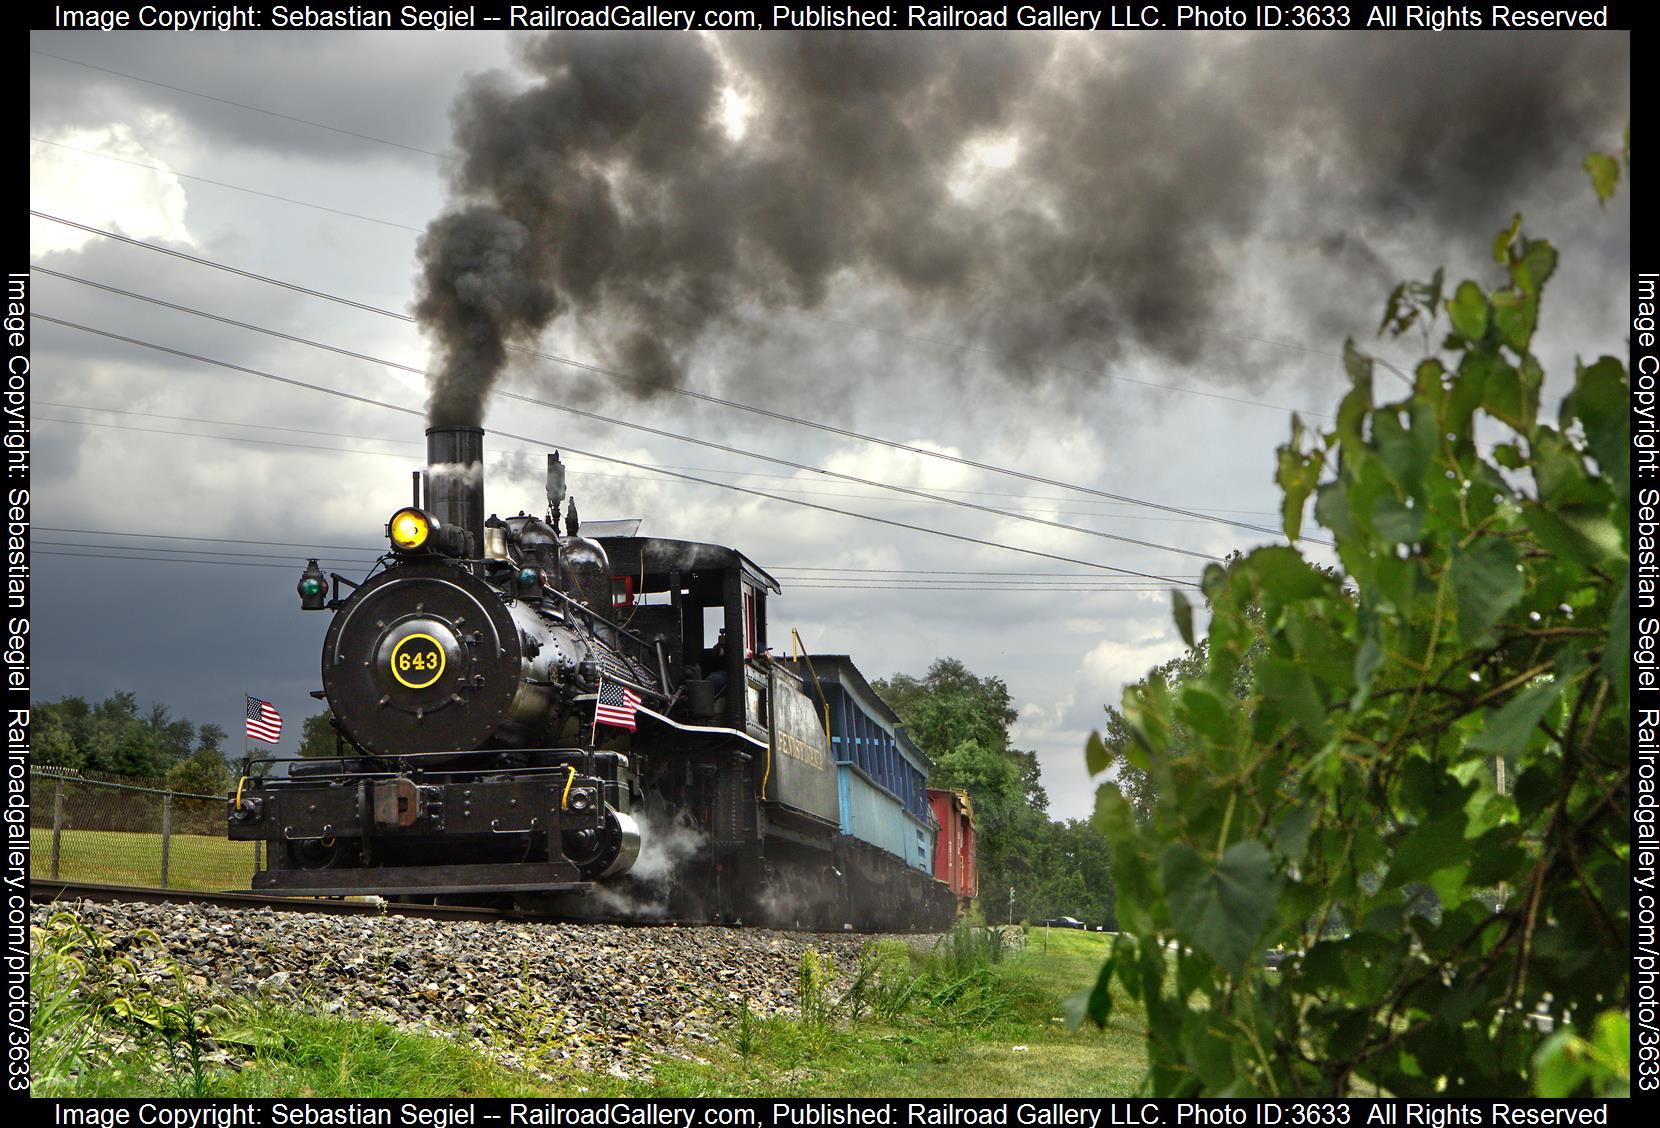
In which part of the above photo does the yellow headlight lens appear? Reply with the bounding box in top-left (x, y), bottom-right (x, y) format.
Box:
top-left (389, 508), bottom-right (431, 551)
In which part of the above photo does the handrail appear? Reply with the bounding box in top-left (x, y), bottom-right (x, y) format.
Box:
top-left (791, 628), bottom-right (834, 739)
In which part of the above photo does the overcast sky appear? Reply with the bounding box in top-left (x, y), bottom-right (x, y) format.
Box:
top-left (29, 29), bottom-right (1629, 820)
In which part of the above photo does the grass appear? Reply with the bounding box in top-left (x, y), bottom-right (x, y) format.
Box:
top-left (33, 911), bottom-right (1151, 1098)
top-left (580, 925), bottom-right (1150, 1098)
top-left (29, 907), bottom-right (557, 1099)
top-left (40, 1005), bottom-right (561, 1099)
top-left (30, 828), bottom-right (258, 891)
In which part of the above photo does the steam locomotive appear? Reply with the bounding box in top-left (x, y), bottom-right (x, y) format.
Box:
top-left (227, 426), bottom-right (977, 929)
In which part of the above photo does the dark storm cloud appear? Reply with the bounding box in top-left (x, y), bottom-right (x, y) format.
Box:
top-left (415, 31), bottom-right (1627, 428)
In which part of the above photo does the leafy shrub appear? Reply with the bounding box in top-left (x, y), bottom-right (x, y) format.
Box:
top-left (1085, 211), bottom-right (1629, 1096)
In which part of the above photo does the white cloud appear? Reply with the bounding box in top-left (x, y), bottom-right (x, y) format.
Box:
top-left (31, 125), bottom-right (193, 256)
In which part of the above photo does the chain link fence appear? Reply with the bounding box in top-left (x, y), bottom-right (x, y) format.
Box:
top-left (29, 769), bottom-right (263, 891)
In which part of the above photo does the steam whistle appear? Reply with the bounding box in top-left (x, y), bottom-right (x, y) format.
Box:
top-left (546, 452), bottom-right (567, 523)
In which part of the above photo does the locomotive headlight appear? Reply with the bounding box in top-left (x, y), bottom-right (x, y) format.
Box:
top-left (388, 507), bottom-right (432, 552)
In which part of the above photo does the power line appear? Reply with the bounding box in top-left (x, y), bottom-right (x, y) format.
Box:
top-left (35, 415), bottom-right (414, 460)
top-left (29, 212), bottom-right (1315, 542)
top-left (41, 399), bottom-right (1282, 517)
top-left (769, 565), bottom-right (1203, 578)
top-left (37, 527), bottom-right (1205, 581)
top-left (783, 587), bottom-right (1175, 593)
top-left (36, 539), bottom-right (379, 565)
top-left (36, 412), bottom-right (1247, 527)
top-left (39, 527), bottom-right (386, 553)
top-left (30, 49), bottom-right (451, 162)
top-left (35, 549), bottom-right (1175, 594)
top-left (37, 549), bottom-right (358, 572)
top-left (39, 265), bottom-right (1235, 560)
top-left (30, 137), bottom-right (423, 231)
top-left (31, 211), bottom-right (407, 320)
top-left (34, 315), bottom-right (1200, 587)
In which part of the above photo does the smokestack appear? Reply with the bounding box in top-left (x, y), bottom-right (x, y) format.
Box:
top-left (425, 425), bottom-right (485, 559)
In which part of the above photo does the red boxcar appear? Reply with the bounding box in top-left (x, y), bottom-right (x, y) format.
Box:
top-left (927, 788), bottom-right (977, 905)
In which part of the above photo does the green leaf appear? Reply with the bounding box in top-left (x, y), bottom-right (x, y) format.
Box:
top-left (1371, 494), bottom-right (1424, 545)
top-left (1583, 152), bottom-right (1619, 205)
top-left (1378, 281), bottom-right (1410, 336)
top-left (1179, 684), bottom-right (1233, 745)
top-left (1258, 657), bottom-right (1330, 743)
top-left (1270, 804), bottom-right (1317, 864)
top-left (1445, 350), bottom-right (1494, 445)
top-left (1387, 809), bottom-right (1470, 888)
top-left (1373, 553), bottom-right (1419, 620)
top-left (1351, 628), bottom-right (1384, 708)
top-left (1606, 576), bottom-right (1630, 712)
top-left (1277, 445), bottom-right (1318, 542)
top-left (1512, 239), bottom-right (1558, 299)
top-left (1492, 214), bottom-right (1522, 264)
top-left (1335, 364), bottom-right (1373, 443)
top-left (1522, 504), bottom-right (1623, 568)
top-left (1468, 678), bottom-right (1565, 755)
top-left (1490, 289), bottom-right (1536, 353)
top-left (1533, 1028), bottom-right (1591, 1097)
top-left (219, 1025), bottom-right (288, 1050)
top-left (1162, 840), bottom-right (1278, 972)
top-left (1448, 538), bottom-right (1524, 647)
top-left (1373, 409), bottom-right (1418, 490)
top-left (1564, 356), bottom-right (1630, 504)
top-left (1343, 339), bottom-right (1373, 386)
top-left (1487, 358), bottom-right (1520, 427)
top-left (1172, 589), bottom-right (1196, 649)
top-left (1413, 358), bottom-right (1446, 406)
top-left (1085, 731), bottom-right (1111, 777)
top-left (1249, 546), bottom-right (1331, 605)
top-left (1063, 959), bottom-right (1116, 1030)
top-left (1446, 280), bottom-right (1490, 341)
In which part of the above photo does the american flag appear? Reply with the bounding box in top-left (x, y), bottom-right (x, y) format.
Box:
top-left (245, 696), bottom-right (283, 745)
top-left (593, 680), bottom-right (640, 732)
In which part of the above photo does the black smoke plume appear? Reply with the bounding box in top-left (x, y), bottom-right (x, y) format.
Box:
top-left (415, 32), bottom-right (1628, 427)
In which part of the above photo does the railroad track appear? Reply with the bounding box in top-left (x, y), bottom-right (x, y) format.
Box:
top-left (27, 880), bottom-right (904, 932)
top-left (28, 879), bottom-right (529, 923)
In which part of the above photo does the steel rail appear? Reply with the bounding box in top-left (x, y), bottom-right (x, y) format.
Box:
top-left (26, 880), bottom-right (931, 933)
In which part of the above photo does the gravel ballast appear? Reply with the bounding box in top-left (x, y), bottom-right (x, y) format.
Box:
top-left (33, 899), bottom-right (917, 1081)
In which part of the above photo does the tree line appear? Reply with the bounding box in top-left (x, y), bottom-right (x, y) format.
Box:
top-left (32, 692), bottom-right (234, 797)
top-left (877, 658), bottom-right (1116, 928)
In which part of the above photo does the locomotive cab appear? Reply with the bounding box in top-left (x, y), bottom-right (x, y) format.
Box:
top-left (596, 535), bottom-right (778, 736)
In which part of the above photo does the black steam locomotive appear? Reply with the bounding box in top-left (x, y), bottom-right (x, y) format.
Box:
top-left (227, 426), bottom-right (966, 929)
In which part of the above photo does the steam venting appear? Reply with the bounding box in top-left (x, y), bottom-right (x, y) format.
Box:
top-left (584, 808), bottom-right (707, 920)
top-left (415, 32), bottom-right (1627, 427)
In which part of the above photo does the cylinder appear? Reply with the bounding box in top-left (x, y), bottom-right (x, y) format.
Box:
top-left (425, 426), bottom-right (485, 558)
